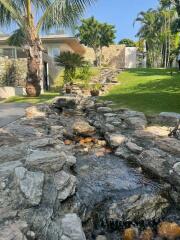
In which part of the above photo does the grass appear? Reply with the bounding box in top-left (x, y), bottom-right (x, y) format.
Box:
top-left (3, 92), bottom-right (59, 104)
top-left (101, 68), bottom-right (180, 114)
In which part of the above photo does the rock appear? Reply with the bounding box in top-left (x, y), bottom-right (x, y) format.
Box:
top-left (29, 138), bottom-right (57, 149)
top-left (108, 193), bottom-right (169, 222)
top-left (73, 121), bottom-right (96, 136)
top-left (158, 222), bottom-right (180, 239)
top-left (159, 112), bottom-right (180, 125)
top-left (14, 167), bottom-right (44, 206)
top-left (104, 123), bottom-right (115, 132)
top-left (140, 227), bottom-right (153, 240)
top-left (26, 106), bottom-right (46, 119)
top-left (105, 133), bottom-right (127, 148)
top-left (126, 141), bottom-right (143, 154)
top-left (138, 149), bottom-right (170, 178)
top-left (97, 107), bottom-right (112, 113)
top-left (115, 146), bottom-right (130, 159)
top-left (0, 221), bottom-right (28, 240)
top-left (96, 235), bottom-right (107, 240)
top-left (0, 161), bottom-right (23, 179)
top-left (26, 150), bottom-right (66, 173)
top-left (170, 162), bottom-right (180, 190)
top-left (125, 117), bottom-right (147, 130)
top-left (66, 155), bottom-right (77, 167)
top-left (155, 138), bottom-right (180, 156)
top-left (61, 214), bottom-right (86, 240)
top-left (123, 227), bottom-right (138, 240)
top-left (0, 143), bottom-right (27, 164)
top-left (52, 96), bottom-right (76, 110)
top-left (54, 171), bottom-right (76, 201)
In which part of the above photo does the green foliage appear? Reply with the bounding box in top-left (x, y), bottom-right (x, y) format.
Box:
top-left (119, 38), bottom-right (136, 47)
top-left (55, 51), bottom-right (86, 84)
top-left (135, 5), bottom-right (180, 68)
top-left (77, 17), bottom-right (116, 66)
top-left (101, 68), bottom-right (180, 114)
top-left (90, 82), bottom-right (102, 91)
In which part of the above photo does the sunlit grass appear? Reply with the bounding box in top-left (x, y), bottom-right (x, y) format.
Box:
top-left (101, 68), bottom-right (180, 114)
top-left (3, 92), bottom-right (59, 104)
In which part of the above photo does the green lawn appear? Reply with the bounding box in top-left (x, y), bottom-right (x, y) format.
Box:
top-left (3, 92), bottom-right (59, 104)
top-left (101, 68), bottom-right (180, 114)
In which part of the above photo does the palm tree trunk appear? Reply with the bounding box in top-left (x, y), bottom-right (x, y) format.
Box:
top-left (25, 0), bottom-right (43, 97)
top-left (25, 40), bottom-right (43, 97)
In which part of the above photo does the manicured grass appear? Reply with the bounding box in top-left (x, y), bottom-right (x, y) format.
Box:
top-left (101, 68), bottom-right (180, 114)
top-left (3, 92), bottom-right (59, 104)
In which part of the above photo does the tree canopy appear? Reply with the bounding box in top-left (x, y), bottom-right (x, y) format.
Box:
top-left (77, 17), bottom-right (116, 66)
top-left (119, 38), bottom-right (136, 47)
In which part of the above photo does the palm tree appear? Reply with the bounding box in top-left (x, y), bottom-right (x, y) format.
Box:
top-left (55, 51), bottom-right (85, 84)
top-left (0, 0), bottom-right (95, 96)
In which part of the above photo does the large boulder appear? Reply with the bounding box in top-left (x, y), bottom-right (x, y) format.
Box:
top-left (125, 117), bottom-right (147, 130)
top-left (14, 167), bottom-right (44, 206)
top-left (108, 193), bottom-right (169, 223)
top-left (26, 150), bottom-right (66, 173)
top-left (54, 171), bottom-right (76, 201)
top-left (73, 120), bottom-right (96, 136)
top-left (158, 112), bottom-right (180, 125)
top-left (138, 149), bottom-right (171, 178)
top-left (61, 214), bottom-right (86, 240)
top-left (155, 137), bottom-right (180, 156)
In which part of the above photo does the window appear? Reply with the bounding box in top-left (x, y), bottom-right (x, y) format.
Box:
top-left (48, 47), bottom-right (60, 59)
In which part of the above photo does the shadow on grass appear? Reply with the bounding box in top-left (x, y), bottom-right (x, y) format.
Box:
top-left (125, 68), bottom-right (179, 77)
top-left (132, 77), bottom-right (180, 93)
top-left (101, 92), bottom-right (180, 114)
top-left (5, 93), bottom-right (59, 104)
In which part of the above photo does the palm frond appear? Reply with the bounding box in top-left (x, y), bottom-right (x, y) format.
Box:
top-left (0, 0), bottom-right (24, 27)
top-left (37, 0), bottom-right (96, 33)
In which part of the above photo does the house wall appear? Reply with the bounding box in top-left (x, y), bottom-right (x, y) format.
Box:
top-left (125, 47), bottom-right (137, 68)
top-left (84, 45), bottom-right (126, 68)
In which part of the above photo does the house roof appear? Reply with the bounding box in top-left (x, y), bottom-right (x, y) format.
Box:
top-left (0, 34), bottom-right (86, 55)
top-left (41, 35), bottom-right (85, 55)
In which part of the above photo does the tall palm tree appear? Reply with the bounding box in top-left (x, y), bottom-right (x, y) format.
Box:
top-left (0, 0), bottom-right (95, 96)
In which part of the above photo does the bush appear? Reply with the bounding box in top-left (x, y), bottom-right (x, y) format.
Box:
top-left (55, 52), bottom-right (86, 85)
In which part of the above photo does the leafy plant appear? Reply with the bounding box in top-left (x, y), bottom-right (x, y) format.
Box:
top-left (77, 17), bottom-right (116, 66)
top-left (119, 38), bottom-right (136, 47)
top-left (90, 83), bottom-right (102, 91)
top-left (55, 52), bottom-right (86, 84)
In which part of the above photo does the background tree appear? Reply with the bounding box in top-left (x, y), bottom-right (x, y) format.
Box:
top-left (77, 17), bottom-right (116, 66)
top-left (135, 3), bottom-right (179, 68)
top-left (119, 38), bottom-right (136, 47)
top-left (0, 0), bottom-right (95, 97)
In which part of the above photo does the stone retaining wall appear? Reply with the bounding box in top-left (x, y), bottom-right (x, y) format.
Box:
top-left (84, 45), bottom-right (126, 68)
top-left (0, 57), bottom-right (27, 87)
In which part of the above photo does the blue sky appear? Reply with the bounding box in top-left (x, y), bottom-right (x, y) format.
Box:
top-left (83, 0), bottom-right (159, 42)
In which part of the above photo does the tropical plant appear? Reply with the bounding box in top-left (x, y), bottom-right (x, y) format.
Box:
top-left (119, 38), bottom-right (136, 47)
top-left (0, 0), bottom-right (95, 96)
top-left (55, 51), bottom-right (85, 84)
top-left (77, 17), bottom-right (116, 66)
top-left (135, 4), bottom-right (179, 68)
